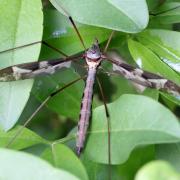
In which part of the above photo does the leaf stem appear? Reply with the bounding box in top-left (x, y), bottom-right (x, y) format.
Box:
top-left (52, 134), bottom-right (76, 145)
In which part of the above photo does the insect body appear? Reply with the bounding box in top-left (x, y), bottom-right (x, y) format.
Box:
top-left (1, 38), bottom-right (180, 157)
top-left (77, 40), bottom-right (102, 154)
top-left (0, 2), bottom-right (180, 161)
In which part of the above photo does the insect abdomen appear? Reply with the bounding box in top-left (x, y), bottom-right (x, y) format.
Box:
top-left (76, 67), bottom-right (96, 155)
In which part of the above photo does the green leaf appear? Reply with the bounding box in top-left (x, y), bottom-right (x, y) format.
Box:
top-left (137, 29), bottom-right (180, 73)
top-left (0, 0), bottom-right (43, 130)
top-left (0, 148), bottom-right (79, 180)
top-left (116, 145), bottom-right (155, 180)
top-left (128, 39), bottom-right (180, 85)
top-left (43, 9), bottom-right (111, 56)
top-left (49, 0), bottom-right (149, 33)
top-left (160, 93), bottom-right (180, 107)
top-left (82, 145), bottom-right (155, 180)
top-left (0, 126), bottom-right (49, 149)
top-left (151, 2), bottom-right (180, 24)
top-left (135, 161), bottom-right (180, 180)
top-left (81, 155), bottom-right (119, 180)
top-left (108, 0), bottom-right (149, 29)
top-left (32, 68), bottom-right (84, 121)
top-left (42, 144), bottom-right (88, 180)
top-left (84, 94), bottom-right (180, 164)
top-left (156, 143), bottom-right (180, 171)
top-left (146, 0), bottom-right (159, 11)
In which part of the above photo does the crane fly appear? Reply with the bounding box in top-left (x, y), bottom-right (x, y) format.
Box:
top-left (0, 1), bottom-right (180, 176)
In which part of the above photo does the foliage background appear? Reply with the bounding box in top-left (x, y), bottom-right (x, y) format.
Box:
top-left (0, 0), bottom-right (180, 179)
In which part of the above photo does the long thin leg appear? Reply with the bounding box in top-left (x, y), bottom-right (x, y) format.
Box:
top-left (56, 3), bottom-right (86, 51)
top-left (5, 76), bottom-right (86, 148)
top-left (103, 31), bottom-right (115, 53)
top-left (42, 41), bottom-right (68, 57)
top-left (0, 40), bottom-right (68, 57)
top-left (150, 5), bottom-right (180, 16)
top-left (96, 77), bottom-right (111, 180)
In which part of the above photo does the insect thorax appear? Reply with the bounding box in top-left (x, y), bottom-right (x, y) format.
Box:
top-left (85, 40), bottom-right (102, 68)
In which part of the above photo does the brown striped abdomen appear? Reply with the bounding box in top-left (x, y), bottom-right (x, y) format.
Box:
top-left (76, 66), bottom-right (97, 155)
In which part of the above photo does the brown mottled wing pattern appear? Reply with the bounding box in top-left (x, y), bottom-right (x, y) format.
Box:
top-left (106, 57), bottom-right (180, 97)
top-left (0, 54), bottom-right (82, 81)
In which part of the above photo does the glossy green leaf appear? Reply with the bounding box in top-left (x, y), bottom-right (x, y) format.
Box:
top-left (128, 39), bottom-right (180, 85)
top-left (43, 9), bottom-right (111, 57)
top-left (0, 126), bottom-right (49, 149)
top-left (135, 161), bottom-right (180, 180)
top-left (0, 0), bottom-right (43, 130)
top-left (160, 93), bottom-right (180, 106)
top-left (108, 0), bottom-right (148, 29)
top-left (84, 94), bottom-right (180, 164)
top-left (50, 0), bottom-right (149, 33)
top-left (0, 148), bottom-right (79, 180)
top-left (137, 29), bottom-right (180, 73)
top-left (151, 2), bottom-right (180, 24)
top-left (42, 144), bottom-right (88, 180)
